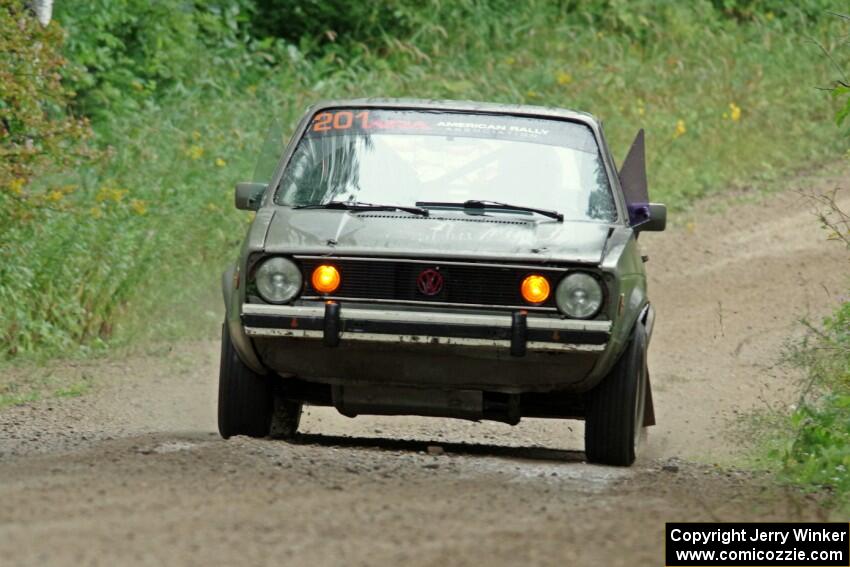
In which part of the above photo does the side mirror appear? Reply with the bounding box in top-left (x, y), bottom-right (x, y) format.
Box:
top-left (235, 182), bottom-right (267, 211)
top-left (636, 203), bottom-right (666, 232)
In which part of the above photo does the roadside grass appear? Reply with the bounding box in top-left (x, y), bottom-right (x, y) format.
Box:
top-left (0, 370), bottom-right (93, 409)
top-left (759, 304), bottom-right (850, 514)
top-left (773, 189), bottom-right (850, 511)
top-left (1, 2), bottom-right (847, 361)
top-left (742, 188), bottom-right (850, 513)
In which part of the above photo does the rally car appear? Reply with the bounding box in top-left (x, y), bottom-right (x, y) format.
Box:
top-left (218, 98), bottom-right (666, 466)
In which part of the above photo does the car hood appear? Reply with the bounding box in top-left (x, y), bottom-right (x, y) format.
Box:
top-left (260, 208), bottom-right (614, 264)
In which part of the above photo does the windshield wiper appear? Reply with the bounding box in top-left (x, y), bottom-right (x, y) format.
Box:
top-left (416, 199), bottom-right (563, 222)
top-left (294, 201), bottom-right (429, 217)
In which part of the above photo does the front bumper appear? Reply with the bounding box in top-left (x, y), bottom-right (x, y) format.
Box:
top-left (241, 303), bottom-right (611, 354)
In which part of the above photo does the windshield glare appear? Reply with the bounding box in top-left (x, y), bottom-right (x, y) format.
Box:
top-left (276, 109), bottom-right (617, 222)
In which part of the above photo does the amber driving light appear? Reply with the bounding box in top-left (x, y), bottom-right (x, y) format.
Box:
top-left (521, 274), bottom-right (550, 304)
top-left (311, 265), bottom-right (341, 294)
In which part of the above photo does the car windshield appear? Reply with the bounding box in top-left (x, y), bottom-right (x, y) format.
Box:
top-left (275, 108), bottom-right (617, 222)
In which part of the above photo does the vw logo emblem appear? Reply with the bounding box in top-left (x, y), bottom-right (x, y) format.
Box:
top-left (416, 268), bottom-right (444, 296)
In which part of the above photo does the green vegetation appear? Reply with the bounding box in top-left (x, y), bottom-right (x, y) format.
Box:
top-left (769, 189), bottom-right (850, 509)
top-left (0, 0), bottom-right (845, 360)
top-left (0, 367), bottom-right (92, 408)
top-left (758, 10), bottom-right (850, 509)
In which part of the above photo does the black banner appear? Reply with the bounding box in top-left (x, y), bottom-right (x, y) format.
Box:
top-left (666, 523), bottom-right (849, 566)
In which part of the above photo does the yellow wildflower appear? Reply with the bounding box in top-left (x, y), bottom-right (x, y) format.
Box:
top-left (131, 81), bottom-right (144, 91)
top-left (729, 102), bottom-right (742, 122)
top-left (637, 105), bottom-right (645, 116)
top-left (96, 187), bottom-right (128, 203)
top-left (8, 178), bottom-right (25, 195)
top-left (766, 11), bottom-right (774, 21)
top-left (186, 145), bottom-right (204, 160)
top-left (673, 119), bottom-right (687, 139)
top-left (215, 157), bottom-right (226, 168)
top-left (90, 206), bottom-right (103, 219)
top-left (555, 71), bottom-right (573, 86)
top-left (504, 56), bottom-right (516, 66)
top-left (94, 187), bottom-right (129, 203)
top-left (206, 203), bottom-right (221, 212)
top-left (47, 190), bottom-right (64, 202)
top-left (526, 90), bottom-right (540, 99)
top-left (192, 131), bottom-right (202, 141)
top-left (130, 199), bottom-right (147, 216)
top-left (247, 85), bottom-right (258, 95)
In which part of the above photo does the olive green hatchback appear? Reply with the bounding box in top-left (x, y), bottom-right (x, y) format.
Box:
top-left (218, 99), bottom-right (666, 466)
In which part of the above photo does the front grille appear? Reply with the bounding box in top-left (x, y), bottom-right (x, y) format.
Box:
top-left (297, 257), bottom-right (563, 309)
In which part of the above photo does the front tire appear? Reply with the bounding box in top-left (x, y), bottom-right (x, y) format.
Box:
top-left (584, 324), bottom-right (648, 466)
top-left (269, 392), bottom-right (302, 440)
top-left (218, 323), bottom-right (273, 438)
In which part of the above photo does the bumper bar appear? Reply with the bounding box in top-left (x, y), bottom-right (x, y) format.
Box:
top-left (241, 303), bottom-right (611, 354)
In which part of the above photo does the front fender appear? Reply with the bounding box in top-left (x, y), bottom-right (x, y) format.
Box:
top-left (583, 229), bottom-right (648, 385)
top-left (638, 303), bottom-right (656, 426)
top-left (222, 264), bottom-right (267, 374)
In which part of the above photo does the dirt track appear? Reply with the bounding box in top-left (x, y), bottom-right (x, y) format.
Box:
top-left (1, 177), bottom-right (848, 566)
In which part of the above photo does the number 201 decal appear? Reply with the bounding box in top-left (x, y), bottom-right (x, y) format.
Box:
top-left (312, 111), bottom-right (370, 132)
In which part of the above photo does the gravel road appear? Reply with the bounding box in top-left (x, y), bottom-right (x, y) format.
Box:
top-left (1, 178), bottom-right (848, 566)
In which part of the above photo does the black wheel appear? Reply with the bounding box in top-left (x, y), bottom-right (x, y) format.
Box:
top-left (585, 324), bottom-right (648, 466)
top-left (218, 323), bottom-right (273, 439)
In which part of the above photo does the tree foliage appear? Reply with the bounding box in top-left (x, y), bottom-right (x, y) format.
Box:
top-left (55, 0), bottom-right (272, 118)
top-left (0, 0), bottom-right (93, 200)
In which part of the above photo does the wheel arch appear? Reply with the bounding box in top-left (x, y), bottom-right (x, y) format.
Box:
top-left (638, 302), bottom-right (656, 426)
top-left (222, 264), bottom-right (268, 375)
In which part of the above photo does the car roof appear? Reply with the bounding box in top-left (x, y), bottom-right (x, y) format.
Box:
top-left (306, 98), bottom-right (602, 129)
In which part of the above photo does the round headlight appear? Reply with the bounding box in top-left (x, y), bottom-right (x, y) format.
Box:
top-left (556, 272), bottom-right (603, 318)
top-left (255, 257), bottom-right (302, 303)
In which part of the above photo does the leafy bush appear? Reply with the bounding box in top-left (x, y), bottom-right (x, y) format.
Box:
top-left (0, 0), bottom-right (103, 355)
top-left (773, 187), bottom-right (849, 506)
top-left (250, 0), bottom-right (413, 45)
top-left (0, 0), bottom-right (94, 202)
top-left (781, 300), bottom-right (850, 502)
top-left (709, 0), bottom-right (836, 21)
top-left (55, 0), bottom-right (278, 118)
